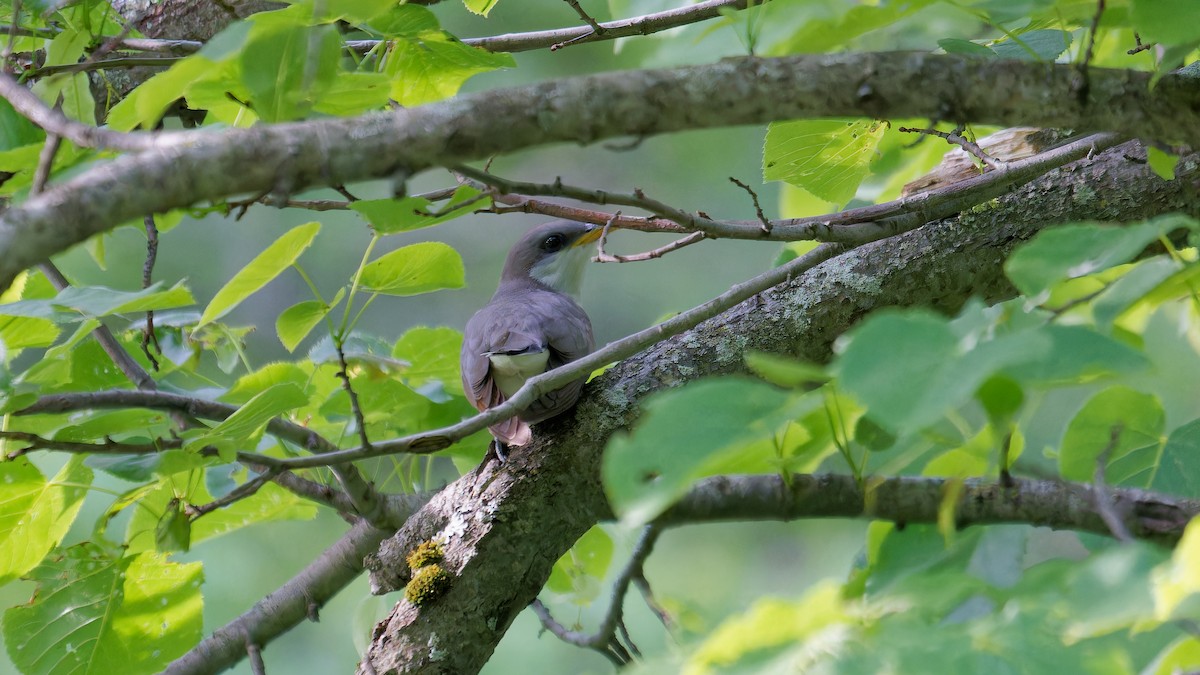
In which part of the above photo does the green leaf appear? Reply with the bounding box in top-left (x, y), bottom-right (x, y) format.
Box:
top-left (0, 457), bottom-right (91, 586)
top-left (1058, 386), bottom-right (1164, 485)
top-left (392, 326), bottom-right (465, 397)
top-left (1132, 0), bottom-right (1200, 48)
top-left (368, 5), bottom-right (441, 36)
top-left (834, 311), bottom-right (1049, 433)
top-left (2, 545), bottom-right (202, 675)
top-left (276, 289), bottom-right (342, 353)
top-left (688, 582), bottom-right (847, 670)
top-left (1145, 637), bottom-right (1200, 675)
top-left (1151, 418), bottom-right (1200, 498)
top-left (1091, 258), bottom-right (1178, 329)
top-left (744, 350), bottom-right (828, 388)
top-left (240, 24), bottom-right (341, 121)
top-left (350, 186), bottom-right (486, 234)
top-left (382, 33), bottom-right (515, 106)
top-left (1146, 146), bottom-right (1180, 180)
top-left (464, 0), bottom-right (501, 16)
top-left (938, 38), bottom-right (996, 58)
top-left (359, 241), bottom-right (465, 296)
top-left (198, 222), bottom-right (320, 328)
top-left (105, 56), bottom-right (216, 131)
top-left (976, 375), bottom-right (1024, 423)
top-left (185, 383), bottom-right (309, 459)
top-left (0, 315), bottom-right (59, 353)
top-left (602, 378), bottom-right (810, 525)
top-left (990, 29), bottom-right (1072, 61)
top-left (1153, 517), bottom-right (1200, 621)
top-left (546, 525), bottom-right (613, 605)
top-left (0, 98), bottom-right (43, 150)
top-left (768, 1), bottom-right (934, 55)
top-left (156, 499), bottom-right (192, 553)
top-left (223, 362), bottom-right (313, 403)
top-left (1005, 221), bottom-right (1165, 297)
top-left (763, 119), bottom-right (887, 206)
top-left (311, 72), bottom-right (391, 116)
top-left (0, 282), bottom-right (195, 321)
top-left (1002, 324), bottom-right (1149, 384)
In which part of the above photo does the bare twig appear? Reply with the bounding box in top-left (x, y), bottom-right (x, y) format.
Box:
top-left (596, 231), bottom-right (707, 263)
top-left (0, 429), bottom-right (180, 458)
top-left (728, 176), bottom-right (771, 234)
top-left (533, 526), bottom-right (662, 664)
top-left (0, 71), bottom-right (169, 151)
top-left (1093, 424), bottom-right (1134, 543)
top-left (463, 133), bottom-right (1117, 245)
top-left (31, 131), bottom-right (60, 195)
top-left (190, 468), bottom-right (281, 518)
top-left (554, 0), bottom-right (608, 50)
top-left (334, 337), bottom-right (373, 454)
top-left (1075, 0), bottom-right (1105, 102)
top-left (23, 55), bottom-right (180, 79)
top-left (246, 640), bottom-right (266, 675)
top-left (1128, 32), bottom-right (1154, 55)
top-left (141, 214), bottom-right (161, 371)
top-left (899, 125), bottom-right (1006, 171)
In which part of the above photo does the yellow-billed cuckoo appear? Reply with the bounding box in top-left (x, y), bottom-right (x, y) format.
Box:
top-left (461, 220), bottom-right (602, 458)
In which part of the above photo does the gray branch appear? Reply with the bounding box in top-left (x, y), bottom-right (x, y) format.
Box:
top-left (3, 54), bottom-right (1200, 291)
top-left (659, 474), bottom-right (1198, 545)
top-left (356, 142), bottom-right (1200, 673)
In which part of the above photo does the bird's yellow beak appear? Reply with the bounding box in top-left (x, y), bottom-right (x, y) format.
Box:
top-left (573, 226), bottom-right (605, 247)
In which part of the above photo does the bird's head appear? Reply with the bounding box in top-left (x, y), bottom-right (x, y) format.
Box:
top-left (501, 220), bottom-right (603, 297)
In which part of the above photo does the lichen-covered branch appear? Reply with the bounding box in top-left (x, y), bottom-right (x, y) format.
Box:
top-left (356, 141), bottom-right (1200, 674)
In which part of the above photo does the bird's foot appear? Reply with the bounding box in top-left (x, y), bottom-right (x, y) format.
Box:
top-left (487, 439), bottom-right (510, 464)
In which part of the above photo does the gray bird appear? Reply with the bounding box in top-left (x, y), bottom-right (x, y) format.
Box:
top-left (460, 220), bottom-right (601, 457)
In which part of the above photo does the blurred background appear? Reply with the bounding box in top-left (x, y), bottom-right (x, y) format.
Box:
top-left (0, 1), bottom-right (996, 673)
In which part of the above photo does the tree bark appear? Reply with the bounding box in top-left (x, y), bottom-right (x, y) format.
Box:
top-left (357, 141), bottom-right (1200, 673)
top-left (4, 54), bottom-right (1200, 292)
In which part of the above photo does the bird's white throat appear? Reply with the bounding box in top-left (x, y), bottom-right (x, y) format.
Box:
top-left (530, 244), bottom-right (590, 297)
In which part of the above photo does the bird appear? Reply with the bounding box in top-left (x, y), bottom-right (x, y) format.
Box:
top-left (460, 220), bottom-right (602, 460)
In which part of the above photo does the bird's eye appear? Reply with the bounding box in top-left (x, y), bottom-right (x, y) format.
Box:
top-left (541, 234), bottom-right (566, 252)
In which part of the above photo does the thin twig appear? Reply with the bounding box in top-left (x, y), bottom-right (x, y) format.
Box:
top-left (554, 0), bottom-right (608, 50)
top-left (0, 71), bottom-right (168, 151)
top-left (246, 640), bottom-right (266, 675)
top-left (31, 131), bottom-right (60, 194)
top-left (334, 337), bottom-right (373, 454)
top-left (141, 214), bottom-right (161, 371)
top-left (1093, 424), bottom-right (1134, 543)
top-left (596, 231), bottom-right (707, 263)
top-left (898, 125), bottom-right (1006, 171)
top-left (633, 572), bottom-right (672, 630)
top-left (1128, 32), bottom-right (1154, 55)
top-left (532, 525), bottom-right (662, 663)
top-left (728, 176), bottom-right (771, 234)
top-left (22, 55), bottom-right (179, 79)
top-left (190, 468), bottom-right (281, 518)
top-left (0, 429), bottom-right (181, 459)
top-left (1075, 0), bottom-right (1105, 103)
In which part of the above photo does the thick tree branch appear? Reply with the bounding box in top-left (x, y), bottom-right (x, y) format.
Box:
top-left (357, 141), bottom-right (1200, 674)
top-left (658, 474), bottom-right (1197, 545)
top-left (162, 519), bottom-right (393, 675)
top-left (2, 54), bottom-right (1199, 291)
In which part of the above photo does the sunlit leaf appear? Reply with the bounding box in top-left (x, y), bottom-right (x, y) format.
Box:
top-left (2, 545), bottom-right (202, 675)
top-left (0, 457), bottom-right (91, 585)
top-left (198, 222), bottom-right (320, 328)
top-left (382, 33), bottom-right (514, 106)
top-left (763, 119), bottom-right (887, 206)
top-left (359, 241), bottom-right (465, 296)
top-left (546, 525), bottom-right (613, 605)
